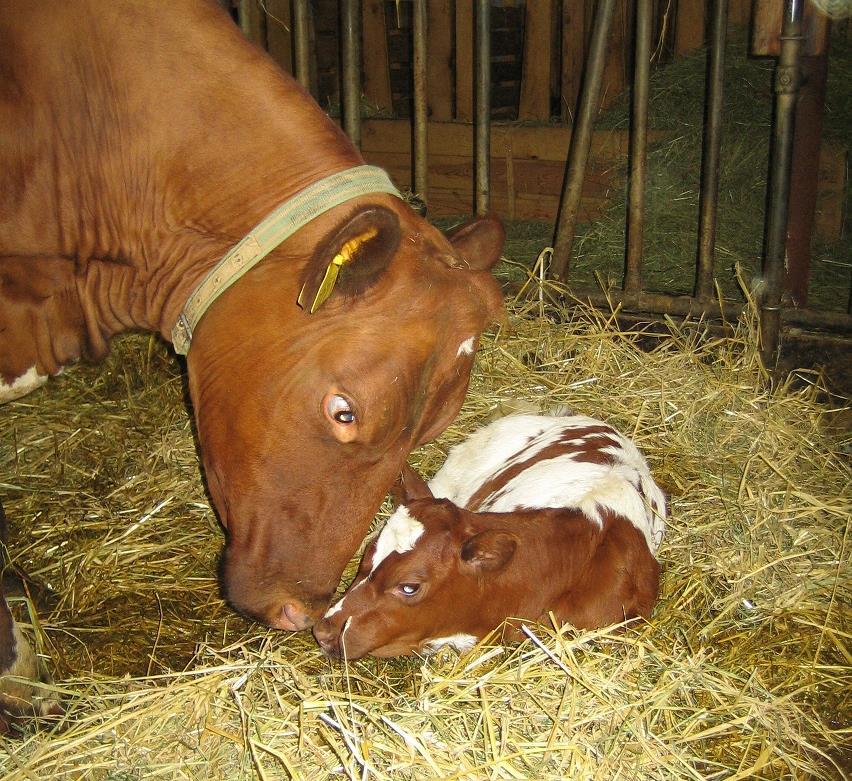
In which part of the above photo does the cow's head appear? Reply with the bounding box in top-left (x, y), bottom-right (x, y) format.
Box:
top-left (185, 202), bottom-right (504, 631)
top-left (313, 464), bottom-right (518, 658)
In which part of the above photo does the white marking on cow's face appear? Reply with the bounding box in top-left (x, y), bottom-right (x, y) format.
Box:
top-left (0, 366), bottom-right (48, 404)
top-left (422, 633), bottom-right (479, 655)
top-left (456, 337), bottom-right (475, 357)
top-left (370, 507), bottom-right (425, 575)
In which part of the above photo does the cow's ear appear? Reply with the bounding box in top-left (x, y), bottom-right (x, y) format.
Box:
top-left (390, 463), bottom-right (433, 507)
top-left (442, 214), bottom-right (505, 272)
top-left (298, 206), bottom-right (401, 313)
top-left (460, 530), bottom-right (517, 573)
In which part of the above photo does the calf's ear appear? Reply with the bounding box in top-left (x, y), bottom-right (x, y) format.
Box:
top-left (390, 463), bottom-right (433, 507)
top-left (460, 530), bottom-right (517, 573)
top-left (298, 206), bottom-right (401, 313)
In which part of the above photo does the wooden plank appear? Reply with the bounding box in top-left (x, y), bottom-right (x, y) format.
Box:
top-left (728, 0), bottom-right (751, 27)
top-left (265, 0), bottom-right (293, 73)
top-left (455, 0), bottom-right (474, 121)
top-left (815, 142), bottom-right (848, 242)
top-left (601, 0), bottom-right (629, 110)
top-left (518, 0), bottom-right (552, 120)
top-left (561, 0), bottom-right (585, 122)
top-left (674, 0), bottom-right (706, 55)
top-left (363, 0), bottom-right (392, 112)
top-left (361, 119), bottom-right (666, 165)
top-left (427, 0), bottom-right (454, 120)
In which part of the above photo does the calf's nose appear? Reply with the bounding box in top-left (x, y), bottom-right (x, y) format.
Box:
top-left (312, 618), bottom-right (341, 656)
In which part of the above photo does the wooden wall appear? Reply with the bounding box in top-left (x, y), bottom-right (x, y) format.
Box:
top-left (253, 0), bottom-right (759, 124)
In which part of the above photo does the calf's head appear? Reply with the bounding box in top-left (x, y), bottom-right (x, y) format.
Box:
top-left (186, 204), bottom-right (504, 631)
top-left (313, 465), bottom-right (519, 658)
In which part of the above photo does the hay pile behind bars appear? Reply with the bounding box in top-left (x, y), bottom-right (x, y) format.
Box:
top-left (0, 293), bottom-right (849, 780)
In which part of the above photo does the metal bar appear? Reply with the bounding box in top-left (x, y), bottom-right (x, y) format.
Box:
top-left (341, 0), bottom-right (362, 148)
top-left (293, 0), bottom-right (311, 92)
top-left (412, 0), bottom-right (428, 202)
top-left (695, 0), bottom-right (729, 302)
top-left (785, 50), bottom-right (829, 308)
top-left (625, 0), bottom-right (653, 293)
top-left (760, 0), bottom-right (804, 367)
top-left (238, 0), bottom-right (267, 47)
top-left (551, 0), bottom-right (617, 281)
top-left (474, 0), bottom-right (491, 215)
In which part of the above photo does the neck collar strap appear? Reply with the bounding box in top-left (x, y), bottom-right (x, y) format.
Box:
top-left (171, 164), bottom-right (401, 355)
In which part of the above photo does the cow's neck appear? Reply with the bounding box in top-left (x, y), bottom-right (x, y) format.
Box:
top-left (74, 108), bottom-right (361, 345)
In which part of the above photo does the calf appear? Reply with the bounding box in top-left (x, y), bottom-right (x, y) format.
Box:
top-left (0, 500), bottom-right (62, 733)
top-left (313, 413), bottom-right (666, 659)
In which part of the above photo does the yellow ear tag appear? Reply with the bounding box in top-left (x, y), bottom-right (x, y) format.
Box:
top-left (299, 227), bottom-right (379, 313)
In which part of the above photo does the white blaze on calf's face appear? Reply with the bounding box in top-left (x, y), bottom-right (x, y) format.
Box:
top-left (369, 506), bottom-right (425, 575)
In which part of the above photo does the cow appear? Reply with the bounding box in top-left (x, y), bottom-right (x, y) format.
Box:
top-left (313, 413), bottom-right (666, 659)
top-left (0, 0), bottom-right (504, 705)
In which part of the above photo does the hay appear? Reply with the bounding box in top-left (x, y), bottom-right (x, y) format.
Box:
top-left (0, 288), bottom-right (849, 779)
top-left (491, 28), bottom-right (852, 312)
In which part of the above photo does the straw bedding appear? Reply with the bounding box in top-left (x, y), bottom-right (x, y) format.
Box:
top-left (1, 285), bottom-right (848, 779)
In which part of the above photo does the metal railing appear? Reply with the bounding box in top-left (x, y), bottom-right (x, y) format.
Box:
top-left (249, 0), bottom-right (851, 369)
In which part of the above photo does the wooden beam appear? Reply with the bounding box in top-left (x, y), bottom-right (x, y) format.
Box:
top-left (265, 0), bottom-right (293, 73)
top-left (455, 0), bottom-right (474, 121)
top-left (601, 0), bottom-right (629, 110)
top-left (362, 0), bottom-right (392, 112)
top-left (675, 0), bottom-right (706, 55)
top-left (427, 0), bottom-right (454, 120)
top-left (519, 0), bottom-right (552, 121)
top-left (561, 1), bottom-right (585, 122)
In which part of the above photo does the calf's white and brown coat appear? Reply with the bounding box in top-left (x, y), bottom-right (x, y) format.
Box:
top-left (314, 413), bottom-right (666, 659)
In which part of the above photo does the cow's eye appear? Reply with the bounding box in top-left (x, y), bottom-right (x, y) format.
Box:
top-left (397, 583), bottom-right (421, 597)
top-left (326, 394), bottom-right (355, 425)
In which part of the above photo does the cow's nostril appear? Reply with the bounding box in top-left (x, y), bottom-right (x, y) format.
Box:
top-left (281, 601), bottom-right (314, 631)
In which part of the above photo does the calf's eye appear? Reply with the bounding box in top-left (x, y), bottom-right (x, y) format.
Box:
top-left (397, 583), bottom-right (421, 597)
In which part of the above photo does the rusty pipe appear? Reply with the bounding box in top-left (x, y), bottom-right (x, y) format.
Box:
top-left (625, 0), bottom-right (653, 293)
top-left (760, 0), bottom-right (804, 368)
top-left (551, 0), bottom-right (617, 281)
top-left (341, 0), bottom-right (362, 148)
top-left (695, 0), bottom-right (729, 302)
top-left (412, 0), bottom-right (428, 203)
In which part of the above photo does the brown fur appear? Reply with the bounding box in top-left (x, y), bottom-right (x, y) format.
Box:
top-left (0, 0), bottom-right (504, 642)
top-left (314, 498), bottom-right (660, 659)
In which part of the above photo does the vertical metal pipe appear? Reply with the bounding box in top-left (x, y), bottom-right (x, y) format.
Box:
top-left (625, 0), bottom-right (653, 294)
top-left (695, 0), bottom-right (729, 302)
top-left (474, 0), bottom-right (491, 216)
top-left (412, 0), bottom-right (428, 202)
top-left (341, 0), bottom-right (362, 148)
top-left (551, 0), bottom-right (617, 281)
top-left (760, 0), bottom-right (804, 367)
top-left (293, 0), bottom-right (311, 92)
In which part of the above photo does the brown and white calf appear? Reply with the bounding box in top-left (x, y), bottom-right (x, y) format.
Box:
top-left (313, 413), bottom-right (666, 659)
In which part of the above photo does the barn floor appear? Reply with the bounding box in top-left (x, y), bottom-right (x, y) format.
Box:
top-left (1, 24), bottom-right (850, 781)
top-left (1, 292), bottom-right (848, 779)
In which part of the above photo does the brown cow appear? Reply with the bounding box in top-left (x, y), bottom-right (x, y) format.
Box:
top-left (0, 0), bottom-right (503, 691)
top-left (313, 414), bottom-right (666, 659)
